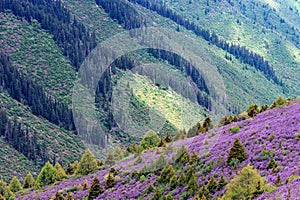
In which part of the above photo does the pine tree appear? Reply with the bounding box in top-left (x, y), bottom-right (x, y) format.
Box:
top-left (275, 173), bottom-right (281, 186)
top-left (175, 146), bottom-right (190, 164)
top-left (198, 185), bottom-right (209, 199)
top-left (226, 138), bottom-right (248, 164)
top-left (66, 161), bottom-right (79, 175)
top-left (35, 161), bottom-right (56, 188)
top-left (88, 178), bottom-right (103, 200)
top-left (159, 165), bottom-right (175, 183)
top-left (187, 174), bottom-right (199, 195)
top-left (189, 151), bottom-right (200, 165)
top-left (105, 173), bottom-right (116, 189)
top-left (207, 176), bottom-right (217, 193)
top-left (267, 157), bottom-right (277, 170)
top-left (177, 174), bottom-right (186, 187)
top-left (23, 172), bottom-right (35, 189)
top-left (53, 163), bottom-right (67, 182)
top-left (9, 176), bottom-right (22, 192)
top-left (151, 188), bottom-right (162, 200)
top-left (186, 167), bottom-right (195, 183)
top-left (76, 150), bottom-right (98, 176)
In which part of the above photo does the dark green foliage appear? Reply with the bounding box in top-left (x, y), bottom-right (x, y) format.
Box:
top-left (226, 138), bottom-right (248, 164)
top-left (252, 180), bottom-right (264, 198)
top-left (146, 184), bottom-right (154, 194)
top-left (109, 168), bottom-right (118, 176)
top-left (175, 146), bottom-right (190, 164)
top-left (105, 173), bottom-right (116, 189)
top-left (0, 54), bottom-right (75, 132)
top-left (23, 172), bottom-right (35, 189)
top-left (187, 174), bottom-right (199, 195)
top-left (159, 165), bottom-right (175, 184)
top-left (151, 188), bottom-right (162, 200)
top-left (169, 175), bottom-right (177, 190)
top-left (207, 176), bottom-right (217, 193)
top-left (247, 104), bottom-right (260, 118)
top-left (35, 162), bottom-right (56, 188)
top-left (189, 151), bottom-right (200, 165)
top-left (0, 180), bottom-right (14, 200)
top-left (51, 192), bottom-right (64, 200)
top-left (9, 176), bottom-right (22, 192)
top-left (271, 96), bottom-right (286, 108)
top-left (164, 131), bottom-right (172, 143)
top-left (267, 157), bottom-right (277, 170)
top-left (275, 174), bottom-right (281, 186)
top-left (217, 176), bottom-right (227, 190)
top-left (88, 178), bottom-right (103, 200)
top-left (260, 105), bottom-right (269, 112)
top-left (186, 167), bottom-right (195, 183)
top-left (0, 0), bottom-right (96, 70)
top-left (0, 110), bottom-right (48, 163)
top-left (177, 174), bottom-right (186, 187)
top-left (157, 138), bottom-right (167, 147)
top-left (76, 150), bottom-right (98, 176)
top-left (198, 185), bottom-right (209, 200)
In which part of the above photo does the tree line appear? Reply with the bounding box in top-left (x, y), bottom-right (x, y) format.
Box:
top-left (0, 110), bottom-right (48, 163)
top-left (97, 0), bottom-right (281, 85)
top-left (0, 53), bottom-right (75, 131)
top-left (0, 0), bottom-right (97, 70)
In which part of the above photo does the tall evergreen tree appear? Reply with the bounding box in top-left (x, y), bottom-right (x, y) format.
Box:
top-left (88, 177), bottom-right (103, 200)
top-left (23, 172), bottom-right (36, 189)
top-left (76, 150), bottom-right (98, 176)
top-left (9, 176), bottom-right (22, 193)
top-left (35, 162), bottom-right (56, 188)
top-left (226, 138), bottom-right (248, 164)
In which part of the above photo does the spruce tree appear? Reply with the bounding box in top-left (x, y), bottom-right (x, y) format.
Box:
top-left (9, 176), bottom-right (22, 193)
top-left (105, 173), bottom-right (116, 189)
top-left (226, 138), bottom-right (248, 164)
top-left (275, 173), bottom-right (281, 186)
top-left (23, 172), bottom-right (35, 189)
top-left (252, 180), bottom-right (264, 198)
top-left (76, 150), bottom-right (98, 176)
top-left (267, 157), bottom-right (277, 170)
top-left (189, 151), bottom-right (200, 165)
top-left (88, 178), bottom-right (103, 200)
top-left (177, 174), bottom-right (186, 187)
top-left (175, 146), bottom-right (190, 164)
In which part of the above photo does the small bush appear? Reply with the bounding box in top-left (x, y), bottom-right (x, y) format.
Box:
top-left (229, 126), bottom-right (240, 134)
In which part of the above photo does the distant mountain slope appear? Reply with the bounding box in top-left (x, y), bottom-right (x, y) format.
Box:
top-left (16, 99), bottom-right (300, 199)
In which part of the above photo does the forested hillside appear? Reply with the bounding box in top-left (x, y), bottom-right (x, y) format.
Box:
top-left (0, 0), bottom-right (300, 194)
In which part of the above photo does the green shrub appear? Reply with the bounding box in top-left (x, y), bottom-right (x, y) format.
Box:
top-left (226, 138), bottom-right (248, 164)
top-left (229, 126), bottom-right (240, 134)
top-left (88, 178), bottom-right (103, 200)
top-left (140, 130), bottom-right (160, 149)
top-left (23, 172), bottom-right (35, 189)
top-left (9, 176), bottom-right (22, 193)
top-left (35, 161), bottom-right (56, 188)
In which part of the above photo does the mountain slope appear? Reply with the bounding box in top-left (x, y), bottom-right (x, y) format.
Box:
top-left (16, 99), bottom-right (300, 199)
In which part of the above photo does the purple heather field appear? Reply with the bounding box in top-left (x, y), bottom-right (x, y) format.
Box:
top-left (16, 100), bottom-right (300, 200)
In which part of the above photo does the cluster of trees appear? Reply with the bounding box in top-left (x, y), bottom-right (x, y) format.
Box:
top-left (0, 0), bottom-right (97, 70)
top-left (0, 53), bottom-right (75, 131)
top-left (126, 0), bottom-right (281, 85)
top-left (187, 117), bottom-right (213, 138)
top-left (95, 0), bottom-right (145, 30)
top-left (147, 49), bottom-right (212, 110)
top-left (0, 110), bottom-right (48, 163)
